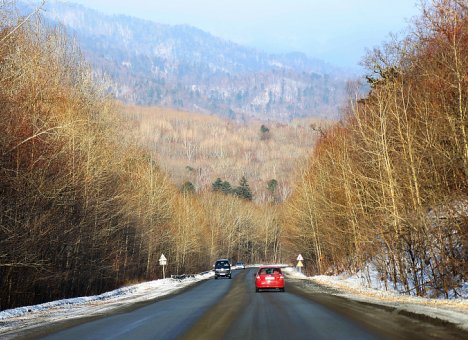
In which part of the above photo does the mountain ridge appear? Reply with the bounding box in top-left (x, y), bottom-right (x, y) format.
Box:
top-left (19, 0), bottom-right (348, 120)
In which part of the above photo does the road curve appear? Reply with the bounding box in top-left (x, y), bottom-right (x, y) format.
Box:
top-left (19, 268), bottom-right (468, 339)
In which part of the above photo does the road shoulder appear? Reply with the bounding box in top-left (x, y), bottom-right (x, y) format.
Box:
top-left (0, 273), bottom-right (213, 338)
top-left (284, 268), bottom-right (468, 338)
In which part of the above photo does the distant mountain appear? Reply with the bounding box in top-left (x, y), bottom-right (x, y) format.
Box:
top-left (19, 1), bottom-right (348, 120)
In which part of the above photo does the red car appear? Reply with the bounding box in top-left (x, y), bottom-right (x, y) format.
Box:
top-left (255, 266), bottom-right (285, 292)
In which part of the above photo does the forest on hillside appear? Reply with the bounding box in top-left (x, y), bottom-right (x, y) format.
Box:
top-left (0, 3), bottom-right (282, 310)
top-left (284, 0), bottom-right (467, 298)
top-left (16, 0), bottom-right (348, 121)
top-left (121, 105), bottom-right (330, 202)
top-left (0, 0), bottom-right (466, 312)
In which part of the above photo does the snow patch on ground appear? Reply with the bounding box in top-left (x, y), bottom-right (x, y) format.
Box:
top-left (283, 267), bottom-right (468, 331)
top-left (0, 272), bottom-right (213, 335)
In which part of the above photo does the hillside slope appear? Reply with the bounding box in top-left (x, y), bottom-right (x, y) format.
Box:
top-left (122, 105), bottom-right (332, 201)
top-left (19, 0), bottom-right (348, 121)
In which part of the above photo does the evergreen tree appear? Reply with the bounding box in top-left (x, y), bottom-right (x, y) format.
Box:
top-left (212, 178), bottom-right (223, 192)
top-left (260, 124), bottom-right (271, 140)
top-left (234, 176), bottom-right (253, 200)
top-left (181, 181), bottom-right (195, 193)
top-left (221, 180), bottom-right (232, 194)
top-left (267, 179), bottom-right (278, 194)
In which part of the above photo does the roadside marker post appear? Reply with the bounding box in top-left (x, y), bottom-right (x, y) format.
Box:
top-left (296, 254), bottom-right (304, 273)
top-left (159, 254), bottom-right (167, 279)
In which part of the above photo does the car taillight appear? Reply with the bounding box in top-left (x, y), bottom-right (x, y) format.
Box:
top-left (256, 275), bottom-right (260, 280)
top-left (279, 275), bottom-right (284, 279)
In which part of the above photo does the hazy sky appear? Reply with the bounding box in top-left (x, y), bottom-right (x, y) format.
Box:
top-left (67, 0), bottom-right (421, 70)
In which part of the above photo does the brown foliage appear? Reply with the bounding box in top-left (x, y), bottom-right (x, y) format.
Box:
top-left (0, 13), bottom-right (193, 309)
top-left (120, 105), bottom-right (331, 202)
top-left (284, 0), bottom-right (467, 298)
top-left (0, 5), bottom-right (285, 310)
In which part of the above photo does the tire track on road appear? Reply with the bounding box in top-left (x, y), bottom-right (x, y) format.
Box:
top-left (180, 269), bottom-right (249, 339)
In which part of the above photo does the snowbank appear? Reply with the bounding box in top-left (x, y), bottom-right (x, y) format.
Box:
top-left (0, 271), bottom-right (213, 335)
top-left (283, 267), bottom-right (468, 331)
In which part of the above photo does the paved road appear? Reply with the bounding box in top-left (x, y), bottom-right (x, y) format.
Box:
top-left (22, 268), bottom-right (468, 339)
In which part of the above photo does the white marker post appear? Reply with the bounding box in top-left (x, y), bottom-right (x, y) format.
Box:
top-left (296, 254), bottom-right (304, 274)
top-left (159, 254), bottom-right (167, 279)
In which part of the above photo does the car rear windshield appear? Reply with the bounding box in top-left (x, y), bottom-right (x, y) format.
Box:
top-left (215, 261), bottom-right (230, 268)
top-left (259, 268), bottom-right (281, 275)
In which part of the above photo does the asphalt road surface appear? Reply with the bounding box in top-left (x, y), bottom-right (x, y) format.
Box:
top-left (19, 268), bottom-right (468, 340)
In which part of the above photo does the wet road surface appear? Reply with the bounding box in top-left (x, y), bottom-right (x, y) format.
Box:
top-left (16, 268), bottom-right (468, 339)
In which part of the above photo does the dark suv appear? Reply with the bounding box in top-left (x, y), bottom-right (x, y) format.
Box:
top-left (214, 259), bottom-right (232, 279)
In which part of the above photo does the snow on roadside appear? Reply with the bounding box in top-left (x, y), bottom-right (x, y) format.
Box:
top-left (0, 271), bottom-right (213, 335)
top-left (283, 267), bottom-right (468, 331)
